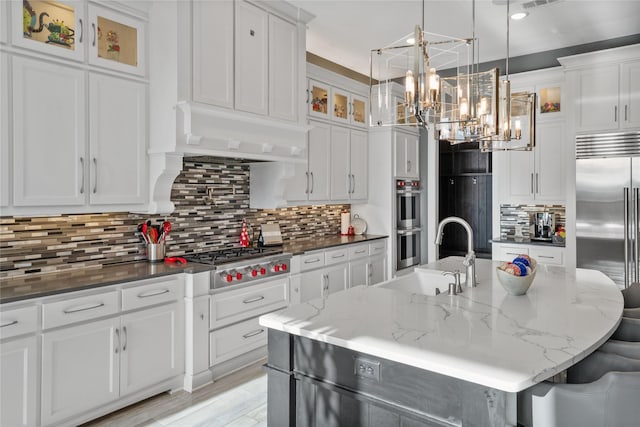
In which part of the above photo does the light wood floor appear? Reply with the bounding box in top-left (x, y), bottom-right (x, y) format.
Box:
top-left (81, 360), bottom-right (267, 427)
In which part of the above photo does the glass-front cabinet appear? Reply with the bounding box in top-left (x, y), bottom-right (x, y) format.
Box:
top-left (88, 4), bottom-right (145, 76)
top-left (332, 87), bottom-right (368, 128)
top-left (12, 0), bottom-right (85, 61)
top-left (308, 79), bottom-right (330, 120)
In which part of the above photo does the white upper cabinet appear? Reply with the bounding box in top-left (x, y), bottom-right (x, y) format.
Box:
top-left (87, 4), bottom-right (146, 77)
top-left (269, 14), bottom-right (297, 121)
top-left (575, 59), bottom-right (640, 132)
top-left (504, 119), bottom-right (566, 204)
top-left (287, 120), bottom-right (331, 202)
top-left (1, 53), bottom-right (8, 207)
top-left (394, 128), bottom-right (419, 179)
top-left (89, 73), bottom-right (146, 205)
top-left (330, 126), bottom-right (368, 201)
top-left (0, 0), bottom-right (8, 44)
top-left (332, 88), bottom-right (368, 128)
top-left (621, 60), bottom-right (640, 130)
top-left (11, 0), bottom-right (85, 62)
top-left (12, 56), bottom-right (86, 207)
top-left (192, 0), bottom-right (233, 108)
top-left (234, 0), bottom-right (268, 116)
top-left (308, 79), bottom-right (331, 121)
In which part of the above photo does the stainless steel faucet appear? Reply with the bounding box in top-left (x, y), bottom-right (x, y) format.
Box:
top-left (435, 216), bottom-right (477, 288)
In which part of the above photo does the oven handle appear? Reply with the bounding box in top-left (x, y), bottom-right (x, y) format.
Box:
top-left (397, 228), bottom-right (421, 235)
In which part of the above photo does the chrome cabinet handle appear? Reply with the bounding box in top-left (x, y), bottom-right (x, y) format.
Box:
top-left (92, 23), bottom-right (96, 47)
top-left (355, 249), bottom-right (366, 254)
top-left (352, 174), bottom-right (356, 194)
top-left (242, 295), bottom-right (265, 304)
top-left (530, 173), bottom-right (534, 194)
top-left (626, 105), bottom-right (628, 122)
top-left (615, 105), bottom-right (618, 123)
top-left (0, 320), bottom-right (18, 328)
top-left (305, 171), bottom-right (309, 194)
top-left (535, 173), bottom-right (539, 194)
top-left (200, 313), bottom-right (205, 320)
top-left (115, 328), bottom-right (120, 354)
top-left (306, 89), bottom-right (309, 104)
top-left (243, 329), bottom-right (264, 339)
top-left (624, 187), bottom-right (630, 288)
top-left (304, 257), bottom-right (321, 264)
top-left (80, 157), bottom-right (85, 194)
top-left (634, 188), bottom-right (639, 283)
top-left (310, 172), bottom-right (314, 194)
top-left (331, 253), bottom-right (345, 259)
top-left (63, 302), bottom-right (105, 314)
top-left (537, 255), bottom-right (555, 259)
top-left (122, 326), bottom-right (128, 351)
top-left (137, 289), bottom-right (170, 298)
top-left (92, 158), bottom-right (98, 194)
top-left (78, 18), bottom-right (83, 43)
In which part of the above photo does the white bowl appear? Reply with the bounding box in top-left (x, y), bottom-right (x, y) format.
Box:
top-left (496, 266), bottom-right (537, 296)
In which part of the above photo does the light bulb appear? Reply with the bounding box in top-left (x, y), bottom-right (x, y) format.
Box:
top-left (460, 97), bottom-right (469, 121)
top-left (515, 119), bottom-right (522, 139)
top-left (405, 70), bottom-right (415, 105)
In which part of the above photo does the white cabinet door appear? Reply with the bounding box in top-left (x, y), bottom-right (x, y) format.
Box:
top-left (307, 121), bottom-right (331, 201)
top-left (369, 257), bottom-right (386, 286)
top-left (0, 0), bottom-right (8, 44)
top-left (0, 336), bottom-right (37, 427)
top-left (89, 74), bottom-right (146, 205)
top-left (120, 303), bottom-right (182, 396)
top-left (535, 121), bottom-right (565, 203)
top-left (351, 93), bottom-right (368, 128)
top-left (192, 0), bottom-right (233, 108)
top-left (505, 150), bottom-right (535, 204)
top-left (1, 52), bottom-right (8, 207)
top-left (331, 87), bottom-right (351, 126)
top-left (269, 14), bottom-right (296, 121)
top-left (330, 125), bottom-right (350, 200)
top-left (394, 130), bottom-right (419, 179)
top-left (87, 4), bottom-right (145, 77)
top-left (325, 263), bottom-right (349, 296)
top-left (577, 64), bottom-right (619, 132)
top-left (621, 60), bottom-right (640, 130)
top-left (349, 129), bottom-right (368, 200)
top-left (41, 317), bottom-right (120, 425)
top-left (349, 259), bottom-right (368, 288)
top-left (13, 56), bottom-right (86, 206)
top-left (298, 269), bottom-right (324, 303)
top-left (235, 1), bottom-right (268, 116)
top-left (11, 0), bottom-right (85, 62)
top-left (308, 79), bottom-right (331, 120)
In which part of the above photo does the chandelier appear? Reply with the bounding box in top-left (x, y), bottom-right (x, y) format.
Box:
top-left (369, 0), bottom-right (535, 151)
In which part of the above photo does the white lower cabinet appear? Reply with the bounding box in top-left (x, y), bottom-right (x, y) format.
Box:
top-left (492, 243), bottom-right (564, 266)
top-left (369, 256), bottom-right (386, 285)
top-left (120, 303), bottom-right (182, 396)
top-left (349, 258), bottom-right (368, 288)
top-left (1, 336), bottom-right (38, 427)
top-left (41, 317), bottom-right (120, 425)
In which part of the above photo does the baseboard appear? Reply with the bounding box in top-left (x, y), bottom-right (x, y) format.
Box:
top-left (183, 369), bottom-right (214, 392)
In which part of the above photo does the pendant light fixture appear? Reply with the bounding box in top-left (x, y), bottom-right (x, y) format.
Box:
top-left (479, 0), bottom-right (536, 152)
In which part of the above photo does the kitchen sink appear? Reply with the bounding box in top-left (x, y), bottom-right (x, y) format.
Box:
top-left (376, 268), bottom-right (466, 296)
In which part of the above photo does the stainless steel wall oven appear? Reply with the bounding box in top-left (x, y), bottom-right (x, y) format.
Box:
top-left (396, 179), bottom-right (421, 270)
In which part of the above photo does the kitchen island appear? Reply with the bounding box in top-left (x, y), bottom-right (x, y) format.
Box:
top-left (259, 257), bottom-right (623, 426)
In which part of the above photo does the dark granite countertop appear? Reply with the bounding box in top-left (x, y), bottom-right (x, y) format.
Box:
top-left (0, 234), bottom-right (389, 304)
top-left (283, 234), bottom-right (388, 255)
top-left (0, 261), bottom-right (213, 304)
top-left (491, 238), bottom-right (565, 248)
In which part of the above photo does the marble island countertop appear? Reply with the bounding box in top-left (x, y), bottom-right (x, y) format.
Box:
top-left (259, 257), bottom-right (623, 392)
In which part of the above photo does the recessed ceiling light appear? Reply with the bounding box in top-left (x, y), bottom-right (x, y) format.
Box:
top-left (510, 12), bottom-right (529, 20)
top-left (406, 37), bottom-right (415, 45)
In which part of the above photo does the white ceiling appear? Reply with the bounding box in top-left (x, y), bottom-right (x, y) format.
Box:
top-left (289, 0), bottom-right (640, 76)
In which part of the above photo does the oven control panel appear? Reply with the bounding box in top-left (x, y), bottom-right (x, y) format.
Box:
top-left (213, 257), bottom-right (291, 289)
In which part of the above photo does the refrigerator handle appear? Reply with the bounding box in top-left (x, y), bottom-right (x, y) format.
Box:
top-left (635, 188), bottom-right (640, 285)
top-left (624, 187), bottom-right (630, 288)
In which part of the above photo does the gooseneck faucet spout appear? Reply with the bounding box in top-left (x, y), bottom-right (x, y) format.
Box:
top-left (435, 216), bottom-right (477, 288)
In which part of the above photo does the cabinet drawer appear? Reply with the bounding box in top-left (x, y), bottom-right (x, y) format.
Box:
top-left (369, 240), bottom-right (387, 257)
top-left (211, 278), bottom-right (289, 329)
top-left (348, 244), bottom-right (369, 260)
top-left (325, 247), bottom-right (348, 266)
top-left (300, 251), bottom-right (325, 271)
top-left (210, 316), bottom-right (267, 366)
top-left (493, 245), bottom-right (529, 262)
top-left (530, 247), bottom-right (564, 266)
top-left (0, 305), bottom-right (38, 339)
top-left (122, 276), bottom-right (183, 311)
top-left (42, 290), bottom-right (119, 330)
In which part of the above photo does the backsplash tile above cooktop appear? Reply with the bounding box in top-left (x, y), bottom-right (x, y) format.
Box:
top-left (1, 157), bottom-right (348, 278)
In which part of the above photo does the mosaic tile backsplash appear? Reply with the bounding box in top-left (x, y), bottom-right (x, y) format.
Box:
top-left (500, 204), bottom-right (566, 240)
top-left (0, 157), bottom-right (349, 278)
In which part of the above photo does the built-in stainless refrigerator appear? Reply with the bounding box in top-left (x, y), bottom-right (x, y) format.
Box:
top-left (576, 132), bottom-right (640, 288)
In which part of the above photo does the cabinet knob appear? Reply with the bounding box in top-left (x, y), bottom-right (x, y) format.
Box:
top-left (250, 29), bottom-right (255, 36)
